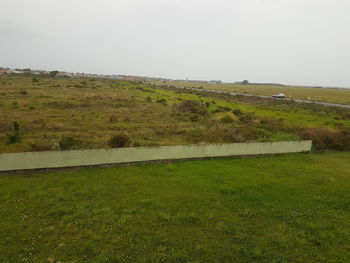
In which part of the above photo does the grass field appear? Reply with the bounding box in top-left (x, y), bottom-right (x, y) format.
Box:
top-left (0, 151), bottom-right (349, 263)
top-left (156, 81), bottom-right (350, 105)
top-left (1, 75), bottom-right (350, 153)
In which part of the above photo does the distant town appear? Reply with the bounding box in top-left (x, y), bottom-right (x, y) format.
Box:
top-left (2, 66), bottom-right (349, 90)
top-left (0, 66), bottom-right (228, 84)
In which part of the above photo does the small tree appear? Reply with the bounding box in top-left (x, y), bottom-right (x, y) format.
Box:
top-left (50, 70), bottom-right (59, 78)
top-left (7, 121), bottom-right (23, 144)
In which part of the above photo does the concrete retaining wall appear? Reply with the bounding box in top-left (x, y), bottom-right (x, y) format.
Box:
top-left (0, 141), bottom-right (312, 172)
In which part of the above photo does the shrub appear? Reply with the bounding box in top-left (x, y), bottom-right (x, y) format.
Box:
top-left (20, 90), bottom-right (28, 95)
top-left (32, 77), bottom-right (40, 83)
top-left (59, 137), bottom-right (80, 150)
top-left (190, 115), bottom-right (199, 122)
top-left (49, 71), bottom-right (59, 77)
top-left (232, 109), bottom-right (243, 116)
top-left (172, 100), bottom-right (207, 115)
top-left (108, 134), bottom-right (131, 148)
top-left (30, 143), bottom-right (52, 152)
top-left (238, 113), bottom-right (254, 123)
top-left (212, 106), bottom-right (231, 113)
top-left (6, 121), bottom-right (23, 144)
top-left (156, 98), bottom-right (167, 105)
top-left (300, 128), bottom-right (350, 151)
top-left (220, 115), bottom-right (235, 124)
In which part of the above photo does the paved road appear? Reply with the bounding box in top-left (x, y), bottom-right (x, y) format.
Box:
top-left (170, 86), bottom-right (350, 109)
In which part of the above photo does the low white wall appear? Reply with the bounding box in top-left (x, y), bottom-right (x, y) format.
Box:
top-left (0, 141), bottom-right (312, 172)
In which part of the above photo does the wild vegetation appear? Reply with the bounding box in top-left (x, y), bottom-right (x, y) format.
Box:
top-left (1, 152), bottom-right (349, 262)
top-left (155, 80), bottom-right (350, 105)
top-left (0, 75), bottom-right (349, 153)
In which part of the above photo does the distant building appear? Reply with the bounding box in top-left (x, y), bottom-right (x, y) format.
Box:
top-left (31, 71), bottom-right (42, 75)
top-left (0, 69), bottom-right (8, 75)
top-left (56, 72), bottom-right (74, 78)
top-left (210, 80), bottom-right (222, 84)
top-left (7, 69), bottom-right (23, 74)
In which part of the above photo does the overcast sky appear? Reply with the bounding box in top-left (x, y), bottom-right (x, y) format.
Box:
top-left (1, 0), bottom-right (350, 87)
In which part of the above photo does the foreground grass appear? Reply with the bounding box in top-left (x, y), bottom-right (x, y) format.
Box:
top-left (1, 151), bottom-right (349, 263)
top-left (156, 81), bottom-right (350, 105)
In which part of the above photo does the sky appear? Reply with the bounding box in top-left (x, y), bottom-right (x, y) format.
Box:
top-left (1, 0), bottom-right (350, 87)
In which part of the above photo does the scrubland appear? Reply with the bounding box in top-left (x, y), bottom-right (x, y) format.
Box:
top-left (156, 80), bottom-right (350, 105)
top-left (1, 75), bottom-right (349, 153)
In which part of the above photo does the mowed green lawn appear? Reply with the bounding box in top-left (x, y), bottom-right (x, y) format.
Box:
top-left (1, 152), bottom-right (350, 263)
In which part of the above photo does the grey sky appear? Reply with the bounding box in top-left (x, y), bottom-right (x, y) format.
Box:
top-left (1, 0), bottom-right (350, 87)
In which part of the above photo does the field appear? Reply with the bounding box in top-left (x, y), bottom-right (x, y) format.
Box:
top-left (1, 151), bottom-right (349, 262)
top-left (1, 75), bottom-right (350, 153)
top-left (155, 81), bottom-right (350, 105)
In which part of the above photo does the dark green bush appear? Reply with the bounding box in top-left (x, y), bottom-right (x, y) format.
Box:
top-left (156, 98), bottom-right (167, 105)
top-left (6, 121), bottom-right (23, 144)
top-left (108, 134), bottom-right (131, 148)
top-left (59, 137), bottom-right (80, 150)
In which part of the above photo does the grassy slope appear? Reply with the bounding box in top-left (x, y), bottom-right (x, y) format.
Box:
top-left (1, 76), bottom-right (349, 153)
top-left (1, 151), bottom-right (349, 263)
top-left (156, 81), bottom-right (350, 105)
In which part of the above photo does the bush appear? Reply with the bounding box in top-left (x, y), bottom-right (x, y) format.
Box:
top-left (108, 134), bottom-right (131, 148)
top-left (32, 77), bottom-right (40, 83)
top-left (300, 128), bottom-right (350, 151)
top-left (20, 90), bottom-right (28, 95)
top-left (6, 121), bottom-right (23, 144)
top-left (220, 115), bottom-right (235, 124)
top-left (238, 113), bottom-right (255, 123)
top-left (212, 106), bottom-right (231, 113)
top-left (190, 115), bottom-right (200, 122)
top-left (156, 98), bottom-right (167, 105)
top-left (172, 100), bottom-right (207, 115)
top-left (30, 143), bottom-right (52, 152)
top-left (59, 137), bottom-right (80, 150)
top-left (50, 70), bottom-right (59, 77)
top-left (232, 109), bottom-right (243, 116)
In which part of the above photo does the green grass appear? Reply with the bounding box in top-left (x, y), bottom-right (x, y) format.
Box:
top-left (156, 81), bottom-right (350, 105)
top-left (1, 151), bottom-right (349, 262)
